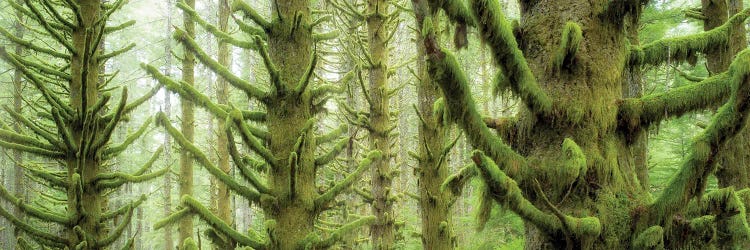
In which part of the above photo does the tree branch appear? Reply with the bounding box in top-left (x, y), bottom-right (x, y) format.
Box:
top-left (315, 150), bottom-right (381, 209)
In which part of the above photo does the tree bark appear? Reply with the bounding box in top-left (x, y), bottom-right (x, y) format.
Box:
top-left (179, 0), bottom-right (196, 244)
top-left (366, 0), bottom-right (396, 248)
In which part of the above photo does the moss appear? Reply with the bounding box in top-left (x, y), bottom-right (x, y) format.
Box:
top-left (471, 150), bottom-right (601, 238)
top-left (629, 8), bottom-right (750, 66)
top-left (182, 237), bottom-right (199, 250)
top-left (560, 138), bottom-right (587, 184)
top-left (632, 225), bottom-right (664, 249)
top-left (554, 22), bottom-right (583, 71)
top-left (469, 0), bottom-right (552, 114)
top-left (619, 72), bottom-right (732, 131)
top-left (650, 49), bottom-right (750, 225)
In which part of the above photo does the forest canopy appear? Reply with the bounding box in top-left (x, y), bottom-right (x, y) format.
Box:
top-left (0, 0), bottom-right (749, 249)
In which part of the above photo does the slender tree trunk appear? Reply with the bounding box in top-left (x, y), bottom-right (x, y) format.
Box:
top-left (215, 0), bottom-right (234, 246)
top-left (366, 0), bottom-right (396, 248)
top-left (179, 0), bottom-right (196, 244)
top-left (163, 0), bottom-right (175, 249)
top-left (415, 15), bottom-right (456, 250)
top-left (11, 1), bottom-right (25, 248)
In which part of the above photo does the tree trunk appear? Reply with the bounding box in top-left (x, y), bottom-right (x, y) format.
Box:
top-left (367, 0), bottom-right (396, 248)
top-left (264, 1), bottom-right (316, 249)
top-left (215, 0), bottom-right (234, 246)
top-left (11, 1), bottom-right (25, 248)
top-left (709, 0), bottom-right (750, 190)
top-left (179, 0), bottom-right (196, 244)
top-left (415, 15), bottom-right (456, 250)
top-left (163, 0), bottom-right (175, 249)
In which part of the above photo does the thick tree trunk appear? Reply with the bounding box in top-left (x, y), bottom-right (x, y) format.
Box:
top-left (179, 0), bottom-right (196, 244)
top-left (366, 0), bottom-right (396, 248)
top-left (67, 0), bottom-right (104, 247)
top-left (264, 1), bottom-right (316, 249)
top-left (709, 0), bottom-right (750, 190)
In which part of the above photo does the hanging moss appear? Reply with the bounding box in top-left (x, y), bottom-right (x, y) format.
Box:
top-left (632, 226), bottom-right (664, 249)
top-left (553, 22), bottom-right (583, 71)
top-left (471, 150), bottom-right (601, 238)
top-left (650, 49), bottom-right (750, 225)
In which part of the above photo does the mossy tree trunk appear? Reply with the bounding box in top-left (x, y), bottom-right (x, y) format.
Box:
top-left (413, 0), bottom-right (750, 249)
top-left (179, 0), bottom-right (196, 244)
top-left (214, 0), bottom-right (234, 247)
top-left (414, 14), bottom-right (458, 250)
top-left (11, 1), bottom-right (26, 248)
top-left (366, 0), bottom-right (397, 248)
top-left (146, 0), bottom-right (379, 249)
top-left (707, 0), bottom-right (750, 190)
top-left (0, 0), bottom-right (163, 248)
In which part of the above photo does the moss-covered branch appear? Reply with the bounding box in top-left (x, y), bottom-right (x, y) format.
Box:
top-left (94, 204), bottom-right (134, 248)
top-left (103, 117), bottom-right (153, 158)
top-left (0, 204), bottom-right (68, 246)
top-left (231, 0), bottom-right (271, 30)
top-left (650, 49), bottom-right (750, 224)
top-left (472, 151), bottom-right (601, 238)
top-left (158, 112), bottom-right (261, 202)
top-left (94, 149), bottom-right (167, 190)
top-left (425, 47), bottom-right (527, 180)
top-left (227, 110), bottom-right (276, 167)
top-left (312, 216), bottom-right (376, 249)
top-left (468, 0), bottom-right (552, 114)
top-left (619, 72), bottom-right (731, 131)
top-left (181, 195), bottom-right (267, 249)
top-left (0, 184), bottom-right (69, 224)
top-left (314, 137), bottom-right (348, 166)
top-left (101, 195), bottom-right (146, 221)
top-left (316, 124), bottom-right (347, 144)
top-left (176, 1), bottom-right (257, 50)
top-left (97, 43), bottom-right (136, 62)
top-left (0, 26), bottom-right (70, 59)
top-left (143, 63), bottom-right (232, 119)
top-left (225, 123), bottom-right (271, 194)
top-left (104, 20), bottom-right (136, 34)
top-left (629, 8), bottom-right (750, 66)
top-left (315, 150), bottom-right (381, 209)
top-left (170, 30), bottom-right (270, 101)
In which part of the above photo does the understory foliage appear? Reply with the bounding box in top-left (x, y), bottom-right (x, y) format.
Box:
top-left (0, 0), bottom-right (162, 249)
top-left (413, 0), bottom-right (750, 249)
top-left (143, 0), bottom-right (380, 248)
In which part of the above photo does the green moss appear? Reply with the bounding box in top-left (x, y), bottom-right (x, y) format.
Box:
top-left (650, 49), bottom-right (750, 225)
top-left (554, 22), bottom-right (583, 70)
top-left (469, 0), bottom-right (552, 114)
top-left (632, 226), bottom-right (664, 249)
top-left (630, 8), bottom-right (750, 66)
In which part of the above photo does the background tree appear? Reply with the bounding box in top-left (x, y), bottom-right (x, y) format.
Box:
top-left (144, 0), bottom-right (380, 248)
top-left (0, 0), bottom-right (164, 248)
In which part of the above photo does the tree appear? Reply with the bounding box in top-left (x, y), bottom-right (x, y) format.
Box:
top-left (412, 13), bottom-right (462, 249)
top-left (0, 0), bottom-right (163, 248)
top-left (177, 0), bottom-right (197, 244)
top-left (144, 0), bottom-right (379, 248)
top-left (413, 0), bottom-right (750, 249)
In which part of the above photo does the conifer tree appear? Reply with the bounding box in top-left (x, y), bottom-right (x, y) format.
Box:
top-left (413, 0), bottom-right (750, 248)
top-left (0, 0), bottom-right (163, 248)
top-left (144, 0), bottom-right (380, 248)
